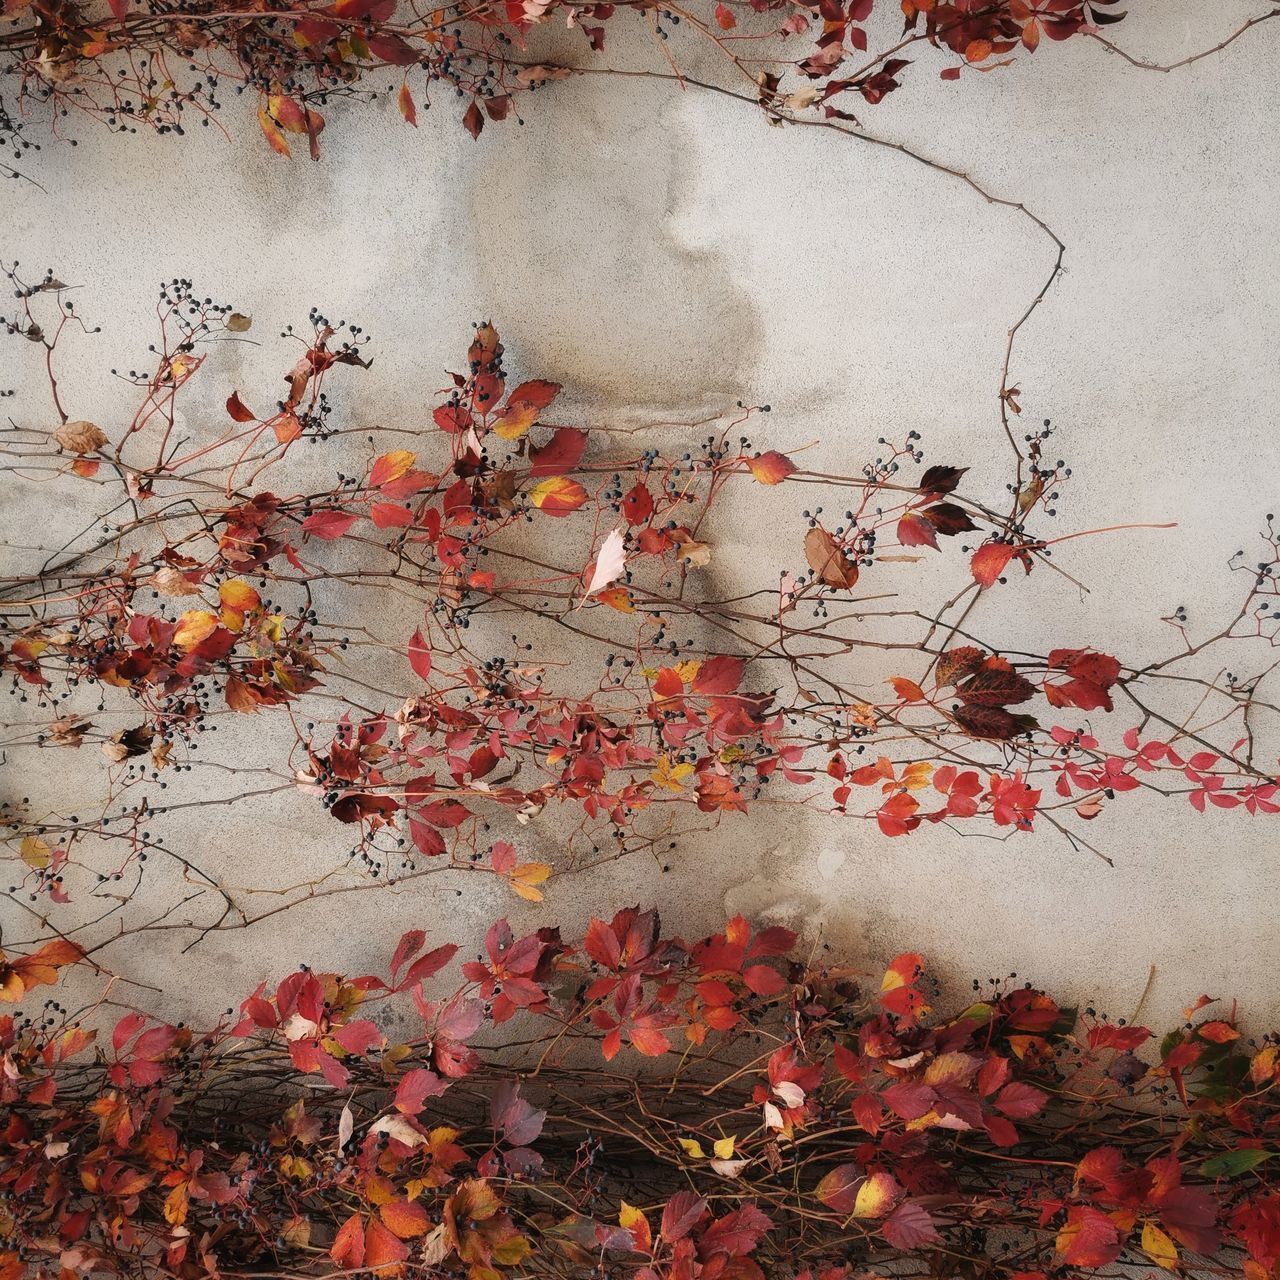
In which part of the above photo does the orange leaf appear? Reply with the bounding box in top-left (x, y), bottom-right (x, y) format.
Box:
top-left (746, 450), bottom-right (795, 484)
top-left (889, 676), bottom-right (925, 702)
top-left (529, 475), bottom-right (588, 517)
top-left (257, 106), bottom-right (291, 157)
top-left (971, 542), bottom-right (1015, 589)
top-left (380, 1200), bottom-right (430, 1239)
top-left (398, 82), bottom-right (418, 126)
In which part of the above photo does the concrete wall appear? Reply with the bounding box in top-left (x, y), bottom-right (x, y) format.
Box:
top-left (4, 3), bottom-right (1279, 1032)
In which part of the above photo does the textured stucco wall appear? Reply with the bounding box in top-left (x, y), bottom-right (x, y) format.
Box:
top-left (4, 3), bottom-right (1279, 1031)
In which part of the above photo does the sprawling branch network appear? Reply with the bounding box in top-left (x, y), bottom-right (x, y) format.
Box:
top-left (2, 267), bottom-right (1279, 947)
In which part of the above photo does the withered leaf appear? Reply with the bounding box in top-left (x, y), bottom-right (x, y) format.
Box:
top-left (804, 527), bottom-right (858, 589)
top-left (54, 420), bottom-right (108, 455)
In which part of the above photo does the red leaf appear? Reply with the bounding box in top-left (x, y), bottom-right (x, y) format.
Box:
top-left (302, 510), bottom-right (356, 540)
top-left (530, 427), bottom-right (587, 476)
top-left (1057, 1207), bottom-right (1123, 1267)
top-left (995, 1080), bottom-right (1046, 1119)
top-left (661, 1191), bottom-right (708, 1242)
top-left (714, 1), bottom-right (736, 27)
top-left (391, 930), bottom-right (425, 977)
top-left (225, 391), bottom-right (255, 423)
top-left (816, 1163), bottom-right (861, 1214)
top-left (897, 511), bottom-right (939, 550)
top-left (330, 1213), bottom-right (365, 1269)
top-left (434, 404), bottom-right (472, 434)
top-left (408, 629), bottom-right (432, 680)
top-left (693, 655), bottom-right (744, 695)
top-left (881, 1201), bottom-right (942, 1250)
top-left (463, 101), bottom-right (484, 139)
top-left (402, 943), bottom-right (458, 987)
top-left (371, 502), bottom-right (414, 528)
top-left (1088, 1024), bottom-right (1151, 1052)
top-left (621, 481), bottom-right (655, 526)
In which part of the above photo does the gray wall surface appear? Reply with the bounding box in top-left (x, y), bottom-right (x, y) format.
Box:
top-left (3, 3), bottom-right (1279, 1032)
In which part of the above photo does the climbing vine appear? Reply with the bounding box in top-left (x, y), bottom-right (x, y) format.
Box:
top-left (3, 266), bottom-right (1279, 942)
top-left (1, 915), bottom-right (1278, 1279)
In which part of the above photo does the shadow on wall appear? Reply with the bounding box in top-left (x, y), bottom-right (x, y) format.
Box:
top-left (457, 76), bottom-right (764, 418)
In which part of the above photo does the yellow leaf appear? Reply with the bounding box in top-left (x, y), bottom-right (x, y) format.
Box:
top-left (678, 1138), bottom-right (706, 1159)
top-left (1142, 1222), bottom-right (1178, 1270)
top-left (20, 835), bottom-right (52, 870)
top-left (619, 1201), bottom-right (646, 1232)
top-left (493, 403), bottom-right (539, 440)
top-left (163, 1183), bottom-right (189, 1225)
top-left (900, 761), bottom-right (934, 791)
top-left (174, 610), bottom-right (218, 650)
top-left (219, 579), bottom-right (261, 613)
top-left (852, 1171), bottom-right (899, 1219)
top-left (713, 1136), bottom-right (735, 1160)
top-left (651, 756), bottom-right (694, 792)
top-left (510, 862), bottom-right (551, 902)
